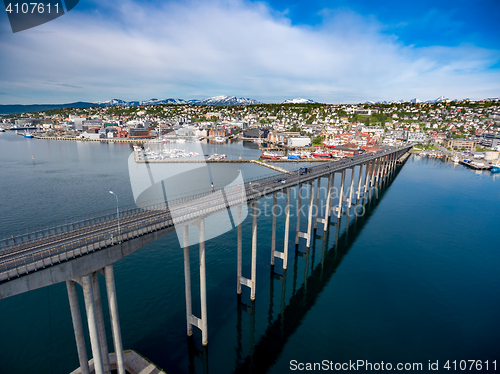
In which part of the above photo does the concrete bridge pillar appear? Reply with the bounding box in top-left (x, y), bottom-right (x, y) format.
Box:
top-left (391, 152), bottom-right (397, 174)
top-left (379, 156), bottom-right (386, 184)
top-left (104, 265), bottom-right (126, 374)
top-left (305, 180), bottom-right (316, 248)
top-left (237, 202), bottom-right (258, 301)
top-left (237, 205), bottom-right (242, 294)
top-left (317, 173), bottom-right (333, 232)
top-left (336, 170), bottom-right (346, 219)
top-left (356, 163), bottom-right (364, 201)
top-left (370, 158), bottom-right (377, 189)
top-left (385, 155), bottom-right (391, 179)
top-left (198, 219), bottom-right (208, 345)
top-left (67, 268), bottom-right (125, 374)
top-left (375, 157), bottom-right (383, 187)
top-left (363, 161), bottom-right (371, 196)
top-left (295, 184), bottom-right (303, 245)
top-left (250, 201), bottom-right (258, 300)
top-left (295, 181), bottom-right (316, 248)
top-left (183, 226), bottom-right (193, 336)
top-left (271, 188), bottom-right (290, 270)
top-left (313, 178), bottom-right (321, 230)
top-left (81, 274), bottom-right (105, 374)
top-left (66, 280), bottom-right (90, 374)
top-left (345, 168), bottom-right (355, 210)
top-left (92, 272), bottom-right (110, 374)
top-left (182, 219), bottom-right (208, 346)
top-left (270, 193), bottom-right (277, 264)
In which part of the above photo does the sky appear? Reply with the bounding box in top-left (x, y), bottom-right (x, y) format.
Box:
top-left (0, 0), bottom-right (499, 104)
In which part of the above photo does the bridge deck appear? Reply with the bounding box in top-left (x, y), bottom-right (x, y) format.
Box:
top-left (0, 145), bottom-right (412, 288)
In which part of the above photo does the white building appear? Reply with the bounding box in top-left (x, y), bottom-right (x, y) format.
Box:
top-left (407, 131), bottom-right (427, 143)
top-left (288, 136), bottom-right (311, 147)
top-left (361, 126), bottom-right (384, 135)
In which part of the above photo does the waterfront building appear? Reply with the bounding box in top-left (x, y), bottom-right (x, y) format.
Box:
top-left (443, 138), bottom-right (476, 151)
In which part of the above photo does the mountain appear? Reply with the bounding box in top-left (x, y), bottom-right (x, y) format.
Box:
top-left (409, 98), bottom-right (422, 103)
top-left (281, 98), bottom-right (315, 104)
top-left (0, 95), bottom-right (262, 115)
top-left (94, 98), bottom-right (133, 106)
top-left (376, 99), bottom-right (405, 104)
top-left (96, 96), bottom-right (259, 107)
top-left (139, 98), bottom-right (188, 105)
top-left (0, 101), bottom-right (97, 115)
top-left (426, 96), bottom-right (449, 103)
top-left (189, 96), bottom-right (260, 106)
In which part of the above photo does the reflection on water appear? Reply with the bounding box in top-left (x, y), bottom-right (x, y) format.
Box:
top-left (232, 168), bottom-right (398, 374)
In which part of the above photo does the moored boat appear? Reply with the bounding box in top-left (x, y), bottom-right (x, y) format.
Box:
top-left (490, 160), bottom-right (500, 173)
top-left (260, 151), bottom-right (279, 160)
top-left (312, 151), bottom-right (332, 159)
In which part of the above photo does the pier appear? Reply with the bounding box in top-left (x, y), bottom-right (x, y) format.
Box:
top-left (0, 145), bottom-right (412, 374)
top-left (458, 160), bottom-right (491, 170)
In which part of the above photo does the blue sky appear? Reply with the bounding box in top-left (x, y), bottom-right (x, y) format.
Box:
top-left (0, 0), bottom-right (499, 104)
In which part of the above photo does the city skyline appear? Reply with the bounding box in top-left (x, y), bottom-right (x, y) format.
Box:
top-left (1, 0), bottom-right (499, 104)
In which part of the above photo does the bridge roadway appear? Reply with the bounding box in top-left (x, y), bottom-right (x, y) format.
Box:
top-left (0, 144), bottom-right (411, 287)
top-left (0, 144), bottom-right (411, 374)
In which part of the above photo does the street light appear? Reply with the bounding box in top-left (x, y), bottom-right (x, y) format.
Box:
top-left (109, 191), bottom-right (120, 237)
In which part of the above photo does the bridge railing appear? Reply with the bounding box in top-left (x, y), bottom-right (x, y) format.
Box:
top-left (0, 145), bottom-right (411, 252)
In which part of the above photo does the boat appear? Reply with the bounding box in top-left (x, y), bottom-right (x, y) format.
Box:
top-left (451, 156), bottom-right (460, 164)
top-left (260, 151), bottom-right (279, 160)
top-left (0, 127), bottom-right (5, 132)
top-left (24, 131), bottom-right (33, 138)
top-left (312, 151), bottom-right (332, 159)
top-left (288, 152), bottom-right (301, 160)
top-left (253, 138), bottom-right (263, 144)
top-left (490, 160), bottom-right (500, 173)
top-left (214, 137), bottom-right (225, 143)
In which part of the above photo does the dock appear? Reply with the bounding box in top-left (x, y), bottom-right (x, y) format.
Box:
top-left (33, 135), bottom-right (151, 143)
top-left (396, 151), bottom-right (411, 164)
top-left (249, 160), bottom-right (293, 174)
top-left (459, 161), bottom-right (491, 170)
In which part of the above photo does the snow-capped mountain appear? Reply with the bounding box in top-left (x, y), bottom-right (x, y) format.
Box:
top-left (281, 98), bottom-right (315, 104)
top-left (94, 99), bottom-right (132, 106)
top-left (93, 96), bottom-right (260, 107)
top-left (189, 96), bottom-right (260, 106)
top-left (409, 98), bottom-right (422, 104)
top-left (426, 96), bottom-right (449, 103)
top-left (140, 98), bottom-right (188, 105)
top-left (376, 99), bottom-right (405, 104)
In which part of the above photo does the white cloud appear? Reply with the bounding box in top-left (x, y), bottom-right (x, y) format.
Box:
top-left (0, 0), bottom-right (499, 104)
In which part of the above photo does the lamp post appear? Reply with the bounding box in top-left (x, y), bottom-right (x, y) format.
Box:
top-left (109, 191), bottom-right (120, 238)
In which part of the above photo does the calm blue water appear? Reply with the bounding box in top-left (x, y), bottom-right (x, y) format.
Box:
top-left (0, 131), bottom-right (499, 374)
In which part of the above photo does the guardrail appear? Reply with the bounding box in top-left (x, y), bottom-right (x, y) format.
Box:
top-left (0, 145), bottom-right (411, 280)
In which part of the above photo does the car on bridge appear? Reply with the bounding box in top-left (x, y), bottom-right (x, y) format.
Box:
top-left (299, 167), bottom-right (310, 175)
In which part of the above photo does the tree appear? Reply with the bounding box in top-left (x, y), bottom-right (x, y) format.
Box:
top-left (312, 135), bottom-right (324, 145)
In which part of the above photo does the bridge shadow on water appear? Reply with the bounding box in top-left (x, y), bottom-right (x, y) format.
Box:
top-left (185, 165), bottom-right (403, 374)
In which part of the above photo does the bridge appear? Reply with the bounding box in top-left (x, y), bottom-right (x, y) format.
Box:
top-left (0, 144), bottom-right (412, 374)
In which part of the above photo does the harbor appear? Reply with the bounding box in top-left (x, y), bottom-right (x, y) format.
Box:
top-left (0, 130), bottom-right (499, 374)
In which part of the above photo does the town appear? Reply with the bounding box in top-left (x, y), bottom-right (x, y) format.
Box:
top-left (1, 97), bottom-right (499, 168)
